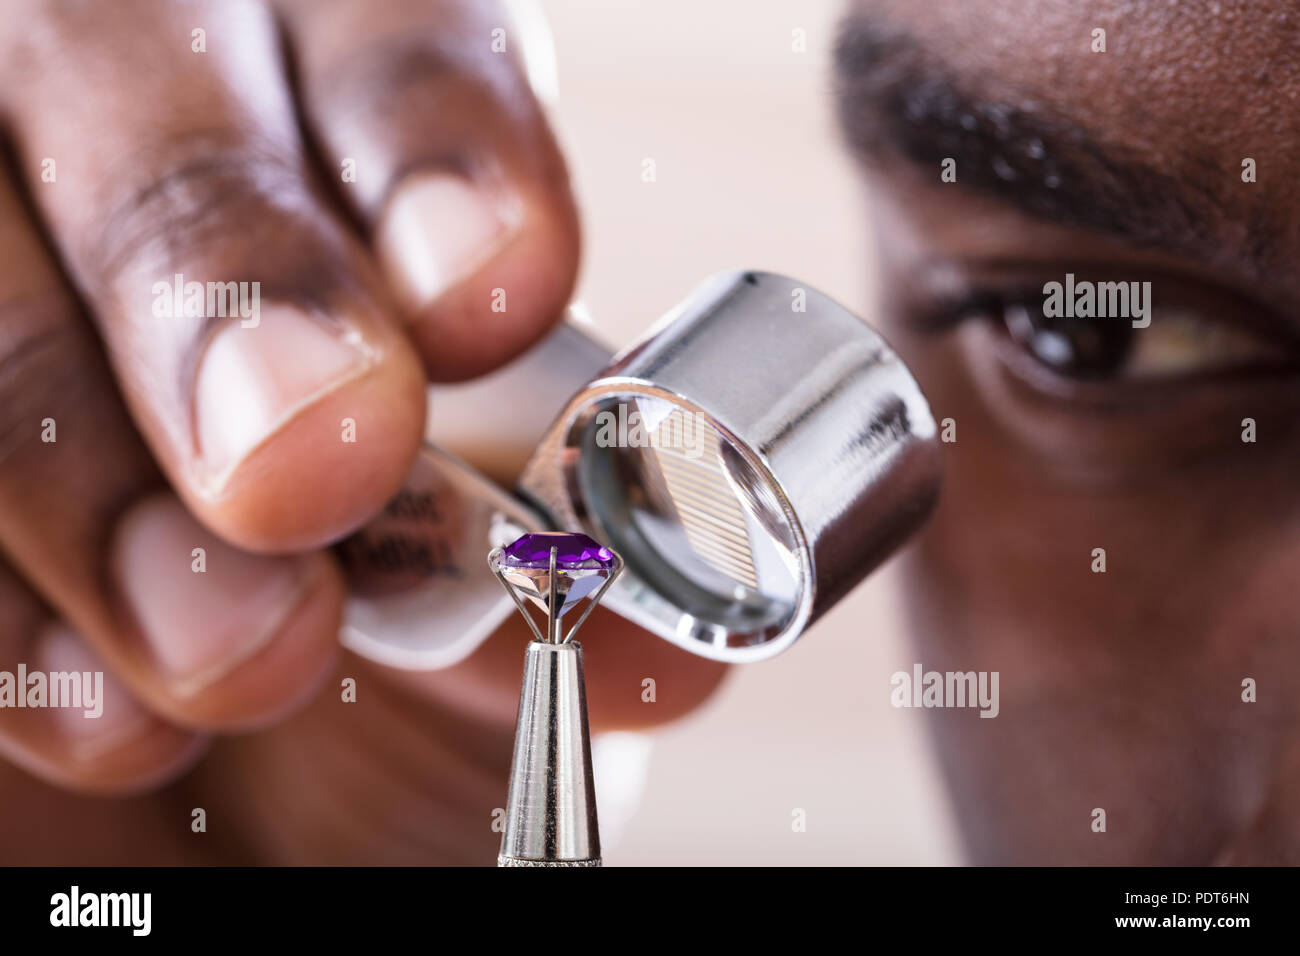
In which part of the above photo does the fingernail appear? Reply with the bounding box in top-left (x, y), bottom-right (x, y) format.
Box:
top-left (376, 171), bottom-right (520, 312)
top-left (113, 496), bottom-right (313, 689)
top-left (194, 306), bottom-right (373, 491)
top-left (35, 625), bottom-right (150, 750)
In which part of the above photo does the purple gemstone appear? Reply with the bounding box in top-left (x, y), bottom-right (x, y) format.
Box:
top-left (499, 532), bottom-right (616, 570)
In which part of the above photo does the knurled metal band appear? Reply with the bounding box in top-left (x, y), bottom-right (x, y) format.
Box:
top-left (498, 855), bottom-right (602, 867)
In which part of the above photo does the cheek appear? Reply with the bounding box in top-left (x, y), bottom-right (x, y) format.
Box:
top-left (894, 321), bottom-right (1300, 678)
top-left (890, 331), bottom-right (1300, 860)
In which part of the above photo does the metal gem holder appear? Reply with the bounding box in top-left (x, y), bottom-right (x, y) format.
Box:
top-left (489, 541), bottom-right (624, 867)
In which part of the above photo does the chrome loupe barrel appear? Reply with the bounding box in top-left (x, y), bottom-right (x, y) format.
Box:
top-left (518, 271), bottom-right (941, 661)
top-left (341, 271), bottom-right (941, 668)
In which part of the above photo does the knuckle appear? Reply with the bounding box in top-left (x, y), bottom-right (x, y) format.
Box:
top-left (80, 133), bottom-right (367, 323)
top-left (316, 33), bottom-right (543, 214)
top-left (323, 31), bottom-right (525, 135)
top-left (83, 131), bottom-right (311, 283)
top-left (0, 556), bottom-right (45, 657)
top-left (0, 294), bottom-right (96, 466)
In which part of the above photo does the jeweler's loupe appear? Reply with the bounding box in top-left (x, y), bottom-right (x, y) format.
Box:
top-left (340, 271), bottom-right (942, 668)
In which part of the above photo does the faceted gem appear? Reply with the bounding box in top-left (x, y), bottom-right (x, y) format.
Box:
top-left (498, 532), bottom-right (616, 570)
top-left (494, 532), bottom-right (618, 622)
top-left (498, 568), bottom-right (607, 618)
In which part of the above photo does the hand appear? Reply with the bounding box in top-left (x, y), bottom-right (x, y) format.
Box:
top-left (0, 0), bottom-right (726, 864)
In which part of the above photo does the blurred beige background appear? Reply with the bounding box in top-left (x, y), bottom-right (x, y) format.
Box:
top-left (535, 0), bottom-right (962, 864)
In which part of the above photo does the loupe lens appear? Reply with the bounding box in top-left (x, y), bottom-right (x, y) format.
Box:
top-left (576, 395), bottom-right (800, 641)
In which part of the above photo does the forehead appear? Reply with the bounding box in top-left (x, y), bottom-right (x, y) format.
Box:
top-left (837, 0), bottom-right (1300, 279)
top-left (845, 0), bottom-right (1300, 134)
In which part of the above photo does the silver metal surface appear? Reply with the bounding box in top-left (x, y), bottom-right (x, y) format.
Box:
top-left (496, 640), bottom-right (601, 867)
top-left (518, 271), bottom-right (942, 662)
top-left (492, 541), bottom-right (621, 867)
top-left (426, 318), bottom-right (612, 485)
top-left (342, 272), bottom-right (942, 670)
top-left (339, 444), bottom-right (545, 670)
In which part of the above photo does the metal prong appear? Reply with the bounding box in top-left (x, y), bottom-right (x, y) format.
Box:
top-left (488, 547), bottom-right (547, 643)
top-left (547, 546), bottom-right (559, 643)
top-left (562, 552), bottom-right (624, 644)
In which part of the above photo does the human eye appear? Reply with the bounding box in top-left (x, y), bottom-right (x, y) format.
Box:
top-left (928, 269), bottom-right (1300, 390)
top-left (901, 264), bottom-right (1300, 477)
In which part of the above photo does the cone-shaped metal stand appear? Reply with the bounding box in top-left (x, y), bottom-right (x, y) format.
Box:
top-left (498, 640), bottom-right (601, 866)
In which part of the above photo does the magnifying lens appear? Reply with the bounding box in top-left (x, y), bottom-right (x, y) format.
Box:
top-left (339, 271), bottom-right (941, 669)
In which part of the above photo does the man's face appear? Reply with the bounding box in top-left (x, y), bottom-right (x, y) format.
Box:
top-left (835, 0), bottom-right (1300, 863)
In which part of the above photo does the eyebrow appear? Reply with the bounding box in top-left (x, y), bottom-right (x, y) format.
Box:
top-left (831, 15), bottom-right (1257, 268)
